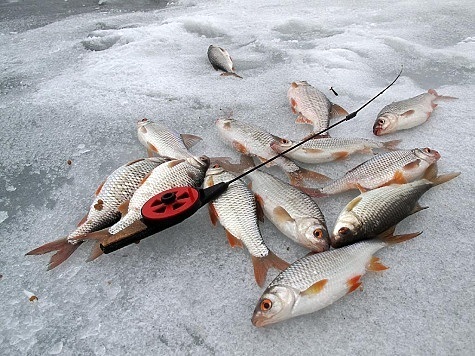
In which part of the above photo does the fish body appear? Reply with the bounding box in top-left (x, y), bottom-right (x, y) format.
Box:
top-left (216, 117), bottom-right (329, 186)
top-left (271, 137), bottom-right (401, 164)
top-left (246, 169), bottom-right (329, 252)
top-left (287, 81), bottom-right (348, 134)
top-left (204, 165), bottom-right (289, 287)
top-left (331, 170), bottom-right (459, 248)
top-left (207, 45), bottom-right (242, 78)
top-left (319, 148), bottom-right (440, 195)
top-left (252, 235), bottom-right (419, 327)
top-left (137, 118), bottom-right (202, 159)
top-left (373, 89), bottom-right (457, 135)
top-left (26, 157), bottom-right (167, 269)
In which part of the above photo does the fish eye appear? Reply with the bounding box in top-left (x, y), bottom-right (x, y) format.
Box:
top-left (141, 118), bottom-right (148, 122)
top-left (212, 164), bottom-right (220, 168)
top-left (313, 229), bottom-right (323, 239)
top-left (281, 139), bottom-right (289, 144)
top-left (378, 119), bottom-right (385, 125)
top-left (260, 299), bottom-right (272, 311)
top-left (338, 227), bottom-right (350, 235)
top-left (424, 148), bottom-right (431, 153)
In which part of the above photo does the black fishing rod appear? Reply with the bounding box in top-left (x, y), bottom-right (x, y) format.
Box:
top-left (100, 68), bottom-right (403, 254)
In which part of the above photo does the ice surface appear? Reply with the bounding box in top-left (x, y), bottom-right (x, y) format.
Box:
top-left (0, 0), bottom-right (474, 354)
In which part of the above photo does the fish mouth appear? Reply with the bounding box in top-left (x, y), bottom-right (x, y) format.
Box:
top-left (372, 125), bottom-right (383, 136)
top-left (251, 314), bottom-right (269, 327)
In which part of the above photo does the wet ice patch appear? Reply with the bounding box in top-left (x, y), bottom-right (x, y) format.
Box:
top-left (0, 211), bottom-right (8, 224)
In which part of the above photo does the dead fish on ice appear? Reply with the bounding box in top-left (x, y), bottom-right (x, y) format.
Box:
top-left (331, 167), bottom-right (460, 248)
top-left (204, 164), bottom-right (289, 287)
top-left (271, 137), bottom-right (401, 164)
top-left (207, 45), bottom-right (242, 79)
top-left (252, 233), bottom-right (421, 327)
top-left (287, 81), bottom-right (348, 135)
top-left (137, 118), bottom-right (202, 159)
top-left (373, 89), bottom-right (457, 135)
top-left (26, 157), bottom-right (168, 269)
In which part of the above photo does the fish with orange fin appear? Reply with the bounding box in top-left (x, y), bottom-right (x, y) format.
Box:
top-left (204, 164), bottom-right (289, 287)
top-left (137, 118), bottom-right (202, 159)
top-left (215, 117), bottom-right (330, 187)
top-left (252, 232), bottom-right (421, 327)
top-left (271, 136), bottom-right (401, 164)
top-left (73, 156), bottom-right (210, 253)
top-left (26, 157), bottom-right (168, 269)
top-left (207, 45), bottom-right (243, 79)
top-left (287, 81), bottom-right (348, 135)
top-left (305, 148), bottom-right (441, 197)
top-left (373, 89), bottom-right (457, 135)
top-left (331, 167), bottom-right (460, 248)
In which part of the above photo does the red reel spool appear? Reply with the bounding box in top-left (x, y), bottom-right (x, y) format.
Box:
top-left (141, 186), bottom-right (201, 222)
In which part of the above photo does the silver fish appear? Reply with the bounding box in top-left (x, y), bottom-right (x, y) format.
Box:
top-left (207, 45), bottom-right (242, 79)
top-left (137, 118), bottom-right (202, 159)
top-left (252, 234), bottom-right (421, 327)
top-left (287, 81), bottom-right (348, 134)
top-left (26, 157), bottom-right (167, 269)
top-left (373, 89), bottom-right (457, 135)
top-left (271, 137), bottom-right (401, 164)
top-left (204, 164), bottom-right (289, 287)
top-left (331, 169), bottom-right (460, 248)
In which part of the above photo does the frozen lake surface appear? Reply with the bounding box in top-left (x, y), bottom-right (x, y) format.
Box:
top-left (0, 0), bottom-right (474, 354)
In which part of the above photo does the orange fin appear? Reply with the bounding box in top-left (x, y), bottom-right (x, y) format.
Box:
top-left (427, 171), bottom-right (461, 187)
top-left (389, 170), bottom-right (407, 184)
top-left (225, 229), bottom-right (243, 248)
top-left (180, 134), bottom-right (202, 150)
top-left (355, 184), bottom-right (368, 193)
top-left (147, 142), bottom-right (158, 155)
top-left (167, 159), bottom-right (186, 168)
top-left (382, 140), bottom-right (402, 150)
top-left (428, 89), bottom-right (458, 100)
top-left (302, 147), bottom-right (323, 154)
top-left (273, 206), bottom-right (294, 224)
top-left (232, 140), bottom-right (248, 154)
top-left (330, 103), bottom-right (348, 119)
top-left (379, 231), bottom-right (422, 245)
top-left (125, 158), bottom-right (145, 166)
top-left (401, 109), bottom-right (415, 118)
top-left (118, 200), bottom-right (130, 216)
top-left (77, 213), bottom-right (89, 227)
top-left (332, 151), bottom-right (349, 161)
top-left (295, 114), bottom-right (313, 124)
top-left (95, 180), bottom-right (105, 196)
top-left (347, 275), bottom-right (362, 294)
top-left (86, 242), bottom-right (104, 262)
top-left (288, 168), bottom-right (331, 187)
top-left (403, 159), bottom-right (421, 171)
top-left (208, 203), bottom-right (219, 226)
top-left (410, 203), bottom-right (428, 216)
top-left (251, 251), bottom-right (290, 288)
top-left (367, 256), bottom-right (389, 272)
top-left (301, 279), bottom-right (328, 296)
top-left (290, 82), bottom-right (299, 88)
top-left (26, 238), bottom-right (83, 270)
top-left (254, 194), bottom-right (265, 223)
top-left (290, 98), bottom-right (298, 114)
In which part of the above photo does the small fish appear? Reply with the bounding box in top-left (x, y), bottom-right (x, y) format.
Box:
top-left (137, 118), bottom-right (202, 159)
top-left (271, 137), bottom-right (401, 164)
top-left (219, 156), bottom-right (329, 252)
top-left (287, 81), bottom-right (348, 135)
top-left (252, 233), bottom-right (421, 327)
top-left (312, 148), bottom-right (441, 196)
top-left (204, 164), bottom-right (289, 287)
top-left (215, 117), bottom-right (330, 187)
top-left (331, 168), bottom-right (459, 248)
top-left (207, 45), bottom-right (242, 79)
top-left (26, 157), bottom-right (167, 269)
top-left (74, 156), bottom-right (210, 251)
top-left (373, 89), bottom-right (457, 135)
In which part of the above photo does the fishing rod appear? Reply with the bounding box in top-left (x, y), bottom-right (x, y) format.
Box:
top-left (100, 68), bottom-right (403, 254)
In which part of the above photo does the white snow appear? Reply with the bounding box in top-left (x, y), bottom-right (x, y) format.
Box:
top-left (0, 0), bottom-right (474, 355)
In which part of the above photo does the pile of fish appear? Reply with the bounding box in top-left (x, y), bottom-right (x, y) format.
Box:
top-left (26, 45), bottom-right (459, 327)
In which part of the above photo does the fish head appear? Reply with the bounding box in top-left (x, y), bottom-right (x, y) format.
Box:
top-left (188, 155), bottom-right (211, 170)
top-left (270, 138), bottom-right (294, 154)
top-left (373, 113), bottom-right (397, 136)
top-left (137, 118), bottom-right (152, 129)
top-left (295, 217), bottom-right (330, 252)
top-left (331, 212), bottom-right (362, 248)
top-left (205, 163), bottom-right (226, 177)
top-left (252, 285), bottom-right (297, 327)
top-left (414, 147), bottom-right (441, 163)
top-left (215, 117), bottom-right (236, 132)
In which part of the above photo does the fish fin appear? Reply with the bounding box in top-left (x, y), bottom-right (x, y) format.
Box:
top-left (401, 109), bottom-right (415, 118)
top-left (345, 196), bottom-right (363, 211)
top-left (428, 89), bottom-right (458, 100)
top-left (302, 133), bottom-right (329, 140)
top-left (291, 82), bottom-right (299, 88)
top-left (378, 225), bottom-right (396, 239)
top-left (355, 184), bottom-right (368, 193)
top-left (431, 103), bottom-right (438, 110)
top-left (147, 142), bottom-right (159, 154)
top-left (332, 151), bottom-right (349, 161)
top-left (26, 238), bottom-right (83, 270)
top-left (180, 134), bottom-right (202, 149)
top-left (301, 279), bottom-right (328, 296)
top-left (220, 72), bottom-right (243, 79)
top-left (139, 126), bottom-right (147, 134)
top-left (290, 98), bottom-right (298, 114)
top-left (367, 257), bottom-right (389, 272)
top-left (86, 242), bottom-right (104, 262)
top-left (167, 159), bottom-right (186, 168)
top-left (273, 206), bottom-right (294, 224)
top-left (410, 203), bottom-right (429, 215)
top-left (216, 155), bottom-right (254, 173)
top-left (302, 147), bottom-right (323, 154)
top-left (294, 186), bottom-right (328, 198)
top-left (428, 172), bottom-right (461, 187)
top-left (295, 114), bottom-right (313, 124)
top-left (257, 156), bottom-right (274, 167)
top-left (125, 158), bottom-right (145, 166)
top-left (380, 231), bottom-right (422, 245)
top-left (422, 163), bottom-right (438, 181)
top-left (95, 180), bottom-right (106, 196)
top-left (232, 140), bottom-right (248, 154)
top-left (382, 139), bottom-right (402, 150)
top-left (225, 229), bottom-right (243, 248)
top-left (211, 63), bottom-right (220, 71)
top-left (208, 203), bottom-right (219, 226)
top-left (251, 251), bottom-right (290, 288)
top-left (389, 170), bottom-right (407, 185)
top-left (288, 167), bottom-right (331, 187)
top-left (403, 159), bottom-right (421, 170)
top-left (330, 104), bottom-right (348, 119)
top-left (347, 275), bottom-right (362, 294)
top-left (77, 213), bottom-right (89, 227)
top-left (118, 200), bottom-right (130, 216)
top-left (254, 194), bottom-right (265, 223)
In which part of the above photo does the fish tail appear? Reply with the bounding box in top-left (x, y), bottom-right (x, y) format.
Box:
top-left (428, 171), bottom-right (461, 187)
top-left (220, 72), bottom-right (243, 79)
top-left (251, 251), bottom-right (290, 288)
top-left (288, 168), bottom-right (331, 187)
top-left (26, 238), bottom-right (82, 270)
top-left (72, 228), bottom-right (112, 242)
top-left (380, 231), bottom-right (422, 245)
top-left (428, 89), bottom-right (458, 100)
top-left (382, 139), bottom-right (402, 150)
